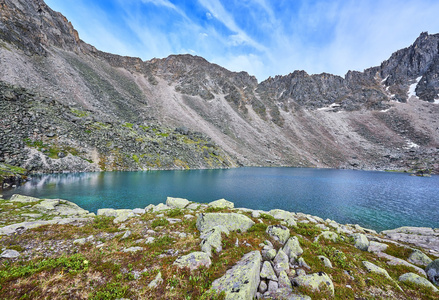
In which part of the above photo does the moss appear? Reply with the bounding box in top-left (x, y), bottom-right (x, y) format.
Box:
top-left (70, 108), bottom-right (89, 118)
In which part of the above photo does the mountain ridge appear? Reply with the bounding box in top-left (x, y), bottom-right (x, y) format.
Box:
top-left (0, 0), bottom-right (438, 176)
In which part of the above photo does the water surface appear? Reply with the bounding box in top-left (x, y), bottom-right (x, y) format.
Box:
top-left (3, 168), bottom-right (439, 232)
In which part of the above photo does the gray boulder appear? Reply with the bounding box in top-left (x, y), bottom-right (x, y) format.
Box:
top-left (316, 231), bottom-right (338, 242)
top-left (363, 261), bottom-right (392, 280)
top-left (166, 197), bottom-right (189, 209)
top-left (283, 236), bottom-right (303, 261)
top-left (1, 249), bottom-right (20, 259)
top-left (196, 213), bottom-right (254, 233)
top-left (408, 250), bottom-right (432, 266)
top-left (200, 225), bottom-right (229, 256)
top-left (426, 259), bottom-right (439, 286)
top-left (97, 208), bottom-right (135, 223)
top-left (278, 270), bottom-right (293, 290)
top-left (273, 249), bottom-right (289, 276)
top-left (148, 271), bottom-right (163, 288)
top-left (292, 272), bottom-right (334, 295)
top-left (351, 233), bottom-right (370, 251)
top-left (9, 194), bottom-right (40, 203)
top-left (210, 251), bottom-right (262, 299)
top-left (317, 256), bottom-right (333, 268)
top-left (367, 241), bottom-right (388, 253)
top-left (173, 252), bottom-right (212, 271)
top-left (399, 272), bottom-right (438, 292)
top-left (260, 261), bottom-right (277, 281)
top-left (208, 199), bottom-right (234, 209)
top-left (266, 225), bottom-right (290, 244)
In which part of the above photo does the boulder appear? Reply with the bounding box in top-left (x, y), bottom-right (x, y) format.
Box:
top-left (381, 227), bottom-right (439, 253)
top-left (152, 203), bottom-right (171, 212)
top-left (174, 252), bottom-right (212, 271)
top-left (318, 256), bottom-right (333, 268)
top-left (316, 231), bottom-right (338, 242)
top-left (123, 247), bottom-right (143, 253)
top-left (278, 270), bottom-right (293, 290)
top-left (298, 257), bottom-right (311, 270)
top-left (258, 280), bottom-right (268, 293)
top-left (266, 225), bottom-right (290, 244)
top-left (97, 208), bottom-right (135, 223)
top-left (376, 252), bottom-right (426, 277)
top-left (148, 271), bottom-right (163, 288)
top-left (210, 251), bottom-right (262, 299)
top-left (399, 272), bottom-right (438, 292)
top-left (273, 249), bottom-right (289, 276)
top-left (260, 261), bottom-right (277, 281)
top-left (283, 236), bottom-right (303, 261)
top-left (351, 233), bottom-right (369, 251)
top-left (408, 250), bottom-right (432, 267)
top-left (200, 225), bottom-right (229, 256)
top-left (367, 241), bottom-right (388, 253)
top-left (1, 249), bottom-right (20, 259)
top-left (208, 199), bottom-right (234, 209)
top-left (262, 248), bottom-right (277, 261)
top-left (292, 272), bottom-right (334, 295)
top-left (166, 197), bottom-right (189, 209)
top-left (269, 209), bottom-right (295, 221)
top-left (362, 261), bottom-right (392, 280)
top-left (426, 259), bottom-right (439, 286)
top-left (9, 194), bottom-right (40, 203)
top-left (196, 213), bottom-right (254, 233)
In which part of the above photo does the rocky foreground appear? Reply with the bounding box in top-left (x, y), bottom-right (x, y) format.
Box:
top-left (0, 195), bottom-right (438, 299)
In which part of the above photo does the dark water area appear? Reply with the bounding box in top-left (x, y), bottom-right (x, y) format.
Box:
top-left (3, 167), bottom-right (439, 232)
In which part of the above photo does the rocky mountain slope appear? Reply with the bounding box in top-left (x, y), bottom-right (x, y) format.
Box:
top-left (0, 0), bottom-right (438, 175)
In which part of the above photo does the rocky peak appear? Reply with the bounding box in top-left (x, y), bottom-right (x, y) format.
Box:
top-left (0, 0), bottom-right (82, 55)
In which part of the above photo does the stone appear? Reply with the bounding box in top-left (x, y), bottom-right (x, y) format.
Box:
top-left (252, 210), bottom-right (262, 218)
top-left (9, 194), bottom-right (40, 203)
top-left (186, 203), bottom-right (200, 210)
top-left (381, 227), bottom-right (439, 253)
top-left (351, 233), bottom-right (370, 251)
top-left (152, 203), bottom-right (171, 212)
top-left (262, 248), bottom-right (277, 261)
top-left (260, 261), bottom-right (277, 281)
top-left (317, 256), bottom-right (333, 268)
top-left (97, 208), bottom-right (135, 223)
top-left (210, 251), bottom-right (262, 299)
top-left (166, 197), bottom-right (189, 209)
top-left (376, 252), bottom-right (426, 277)
top-left (399, 272), bottom-right (438, 292)
top-left (426, 259), bottom-right (439, 286)
top-left (292, 272), bottom-right (334, 295)
top-left (316, 231), bottom-right (338, 242)
top-left (273, 249), bottom-right (289, 276)
top-left (408, 250), bottom-right (432, 266)
top-left (148, 271), bottom-right (163, 288)
top-left (278, 270), bottom-right (293, 290)
top-left (283, 236), bottom-right (303, 261)
top-left (1, 249), bottom-right (20, 258)
top-left (167, 218), bottom-right (182, 224)
top-left (0, 218), bottom-right (92, 236)
top-left (133, 208), bottom-right (146, 215)
top-left (184, 214), bottom-right (194, 219)
top-left (200, 226), bottom-right (229, 256)
top-left (123, 247), bottom-right (143, 253)
top-left (196, 213), bottom-right (255, 233)
top-left (258, 280), bottom-right (268, 293)
top-left (208, 199), bottom-right (234, 209)
top-left (269, 209), bottom-right (295, 221)
top-left (266, 225), bottom-right (290, 244)
top-left (173, 251), bottom-right (212, 271)
top-left (120, 230), bottom-right (132, 240)
top-left (145, 237), bottom-right (155, 244)
top-left (367, 241), bottom-right (388, 253)
top-left (362, 261), bottom-right (392, 280)
top-left (268, 280), bottom-right (279, 292)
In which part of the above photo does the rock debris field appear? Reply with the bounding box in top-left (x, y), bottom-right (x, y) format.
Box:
top-left (0, 194), bottom-right (438, 299)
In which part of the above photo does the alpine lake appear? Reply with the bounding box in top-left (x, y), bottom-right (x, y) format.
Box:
top-left (3, 167), bottom-right (439, 232)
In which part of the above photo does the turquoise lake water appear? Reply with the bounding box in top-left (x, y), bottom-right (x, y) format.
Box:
top-left (3, 167), bottom-right (439, 232)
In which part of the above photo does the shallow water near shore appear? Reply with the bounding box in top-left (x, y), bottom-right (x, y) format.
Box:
top-left (3, 167), bottom-right (439, 232)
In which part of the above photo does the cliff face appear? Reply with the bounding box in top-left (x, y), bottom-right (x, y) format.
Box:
top-left (0, 0), bottom-right (438, 174)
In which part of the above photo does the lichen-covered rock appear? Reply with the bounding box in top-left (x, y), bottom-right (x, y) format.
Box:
top-left (1, 249), bottom-right (20, 258)
top-left (166, 197), bottom-right (189, 209)
top-left (123, 247), bottom-right (143, 253)
top-left (408, 250), bottom-right (432, 266)
top-left (426, 259), bottom-right (439, 286)
top-left (196, 213), bottom-right (254, 233)
top-left (368, 241), bottom-right (388, 253)
top-left (9, 194), bottom-right (40, 203)
top-left (208, 199), bottom-right (234, 209)
top-left (316, 231), bottom-right (338, 242)
top-left (278, 270), bottom-right (292, 290)
top-left (174, 251), bottom-right (212, 271)
top-left (258, 280), bottom-right (268, 293)
top-left (210, 251), bottom-right (261, 299)
top-left (298, 257), bottom-right (311, 270)
top-left (148, 271), bottom-right (163, 288)
top-left (260, 261), bottom-right (277, 281)
top-left (269, 209), bottom-right (295, 221)
top-left (266, 225), bottom-right (290, 244)
top-left (273, 249), bottom-right (289, 276)
top-left (200, 225), bottom-right (229, 256)
top-left (399, 272), bottom-right (438, 292)
top-left (97, 208), bottom-right (135, 223)
top-left (351, 233), bottom-right (370, 251)
top-left (152, 203), bottom-right (171, 212)
top-left (292, 272), bottom-right (334, 295)
top-left (317, 256), bottom-right (333, 268)
top-left (283, 236), bottom-right (303, 261)
top-left (363, 261), bottom-right (392, 280)
top-left (262, 248), bottom-right (277, 261)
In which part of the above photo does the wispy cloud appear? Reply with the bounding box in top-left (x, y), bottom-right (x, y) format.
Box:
top-left (45, 0), bottom-right (439, 81)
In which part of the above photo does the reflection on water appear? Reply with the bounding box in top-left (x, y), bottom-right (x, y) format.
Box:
top-left (3, 168), bottom-right (439, 232)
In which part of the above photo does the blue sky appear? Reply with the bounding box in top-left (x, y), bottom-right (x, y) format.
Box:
top-left (45, 0), bottom-right (439, 82)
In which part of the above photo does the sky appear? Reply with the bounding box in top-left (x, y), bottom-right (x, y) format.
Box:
top-left (45, 0), bottom-right (439, 82)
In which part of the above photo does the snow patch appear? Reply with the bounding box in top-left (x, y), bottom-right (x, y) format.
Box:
top-left (407, 76), bottom-right (422, 100)
top-left (317, 103), bottom-right (341, 111)
top-left (381, 75), bottom-right (389, 83)
top-left (380, 108), bottom-right (391, 112)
